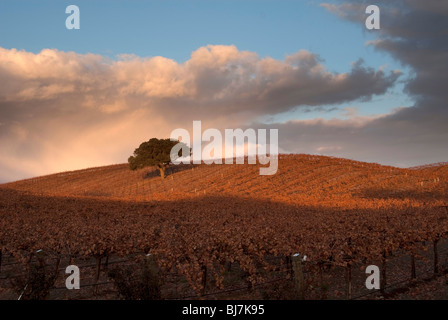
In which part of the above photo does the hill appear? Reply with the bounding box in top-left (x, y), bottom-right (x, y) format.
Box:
top-left (1, 154), bottom-right (448, 300)
top-left (2, 154), bottom-right (447, 208)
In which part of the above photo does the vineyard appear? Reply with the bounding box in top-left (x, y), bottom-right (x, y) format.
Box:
top-left (1, 154), bottom-right (448, 299)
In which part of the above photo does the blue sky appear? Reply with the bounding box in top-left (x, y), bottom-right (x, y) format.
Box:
top-left (0, 0), bottom-right (410, 120)
top-left (1, 0), bottom-right (372, 64)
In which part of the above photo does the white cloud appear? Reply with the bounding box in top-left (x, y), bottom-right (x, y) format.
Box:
top-left (0, 44), bottom-right (399, 182)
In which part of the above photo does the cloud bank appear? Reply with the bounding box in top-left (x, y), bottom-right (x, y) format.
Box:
top-left (1, 0), bottom-right (447, 182)
top-left (0, 44), bottom-right (398, 182)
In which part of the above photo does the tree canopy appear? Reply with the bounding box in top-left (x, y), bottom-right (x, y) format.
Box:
top-left (128, 138), bottom-right (190, 178)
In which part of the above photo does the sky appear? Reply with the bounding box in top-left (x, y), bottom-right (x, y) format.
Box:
top-left (0, 0), bottom-right (447, 182)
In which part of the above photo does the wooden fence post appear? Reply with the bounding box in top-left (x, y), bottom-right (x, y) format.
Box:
top-left (434, 239), bottom-right (439, 275)
top-left (410, 255), bottom-right (416, 280)
top-left (94, 256), bottom-right (102, 294)
top-left (284, 256), bottom-right (292, 278)
top-left (201, 265), bottom-right (207, 296)
top-left (292, 253), bottom-right (305, 300)
top-left (346, 263), bottom-right (352, 300)
top-left (225, 261), bottom-right (232, 272)
top-left (380, 252), bottom-right (387, 295)
top-left (104, 255), bottom-right (109, 271)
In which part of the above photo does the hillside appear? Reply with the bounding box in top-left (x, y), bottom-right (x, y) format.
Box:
top-left (1, 154), bottom-right (448, 300)
top-left (2, 154), bottom-right (447, 208)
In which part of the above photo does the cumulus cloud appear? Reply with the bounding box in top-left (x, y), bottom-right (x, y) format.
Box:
top-left (0, 44), bottom-right (398, 182)
top-left (0, 45), bottom-right (397, 117)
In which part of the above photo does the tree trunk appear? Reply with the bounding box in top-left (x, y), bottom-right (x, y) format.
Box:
top-left (159, 167), bottom-right (165, 179)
